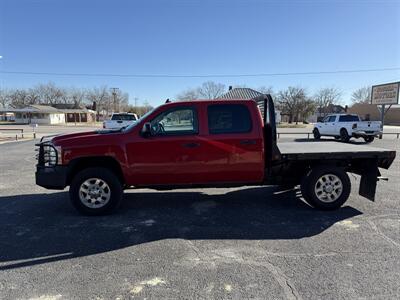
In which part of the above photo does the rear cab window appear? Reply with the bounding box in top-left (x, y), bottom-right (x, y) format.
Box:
top-left (339, 115), bottom-right (359, 122)
top-left (111, 114), bottom-right (137, 121)
top-left (207, 104), bottom-right (252, 134)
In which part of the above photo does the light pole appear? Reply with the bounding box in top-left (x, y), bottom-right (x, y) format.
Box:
top-left (110, 87), bottom-right (119, 113)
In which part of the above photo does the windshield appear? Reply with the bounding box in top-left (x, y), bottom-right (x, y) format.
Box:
top-left (122, 108), bottom-right (156, 132)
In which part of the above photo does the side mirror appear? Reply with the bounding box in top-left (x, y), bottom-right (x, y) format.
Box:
top-left (141, 122), bottom-right (152, 137)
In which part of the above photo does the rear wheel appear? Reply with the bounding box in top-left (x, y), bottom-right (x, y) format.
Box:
top-left (69, 167), bottom-right (123, 215)
top-left (364, 136), bottom-right (374, 143)
top-left (313, 128), bottom-right (321, 140)
top-left (340, 128), bottom-right (350, 142)
top-left (301, 166), bottom-right (351, 210)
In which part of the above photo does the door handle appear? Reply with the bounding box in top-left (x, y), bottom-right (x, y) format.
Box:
top-left (182, 142), bottom-right (200, 148)
top-left (240, 139), bottom-right (256, 145)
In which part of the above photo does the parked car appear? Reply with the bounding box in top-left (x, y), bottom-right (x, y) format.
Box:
top-left (313, 114), bottom-right (382, 143)
top-left (103, 113), bottom-right (138, 129)
top-left (35, 96), bottom-right (395, 215)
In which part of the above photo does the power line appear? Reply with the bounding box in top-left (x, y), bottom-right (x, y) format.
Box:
top-left (0, 67), bottom-right (399, 78)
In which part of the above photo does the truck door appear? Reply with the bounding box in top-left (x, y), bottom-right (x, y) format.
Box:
top-left (126, 105), bottom-right (204, 185)
top-left (324, 115), bottom-right (337, 135)
top-left (198, 103), bottom-right (264, 183)
top-left (328, 116), bottom-right (338, 135)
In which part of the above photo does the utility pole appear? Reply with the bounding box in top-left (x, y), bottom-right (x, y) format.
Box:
top-left (110, 87), bottom-right (119, 112)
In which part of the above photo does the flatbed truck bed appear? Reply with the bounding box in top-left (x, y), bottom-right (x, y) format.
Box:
top-left (278, 141), bottom-right (395, 167)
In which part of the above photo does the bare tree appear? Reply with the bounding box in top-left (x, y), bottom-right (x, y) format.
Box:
top-left (36, 82), bottom-right (63, 105)
top-left (298, 99), bottom-right (316, 123)
top-left (59, 88), bottom-right (70, 104)
top-left (87, 86), bottom-right (110, 118)
top-left (277, 87), bottom-right (311, 123)
top-left (8, 89), bottom-right (30, 108)
top-left (257, 86), bottom-right (274, 96)
top-left (26, 87), bottom-right (41, 105)
top-left (313, 87), bottom-right (342, 117)
top-left (142, 100), bottom-right (152, 114)
top-left (176, 88), bottom-right (200, 101)
top-left (111, 89), bottom-right (129, 112)
top-left (69, 88), bottom-right (86, 108)
top-left (198, 81), bottom-right (225, 99)
top-left (0, 89), bottom-right (11, 108)
top-left (351, 86), bottom-right (371, 104)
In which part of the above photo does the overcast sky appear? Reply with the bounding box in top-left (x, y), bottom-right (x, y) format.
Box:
top-left (0, 0), bottom-right (399, 106)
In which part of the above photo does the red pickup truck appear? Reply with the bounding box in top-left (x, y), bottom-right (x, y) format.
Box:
top-left (36, 96), bottom-right (396, 215)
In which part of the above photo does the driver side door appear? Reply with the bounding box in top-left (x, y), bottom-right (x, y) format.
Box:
top-left (127, 105), bottom-right (203, 186)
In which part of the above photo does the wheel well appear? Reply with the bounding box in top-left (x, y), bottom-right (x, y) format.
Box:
top-left (340, 128), bottom-right (347, 133)
top-left (66, 156), bottom-right (125, 185)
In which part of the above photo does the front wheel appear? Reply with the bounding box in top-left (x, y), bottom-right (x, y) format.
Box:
top-left (313, 128), bottom-right (321, 140)
top-left (301, 166), bottom-right (351, 210)
top-left (69, 167), bottom-right (123, 215)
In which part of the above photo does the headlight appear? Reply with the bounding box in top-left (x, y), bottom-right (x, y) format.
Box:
top-left (39, 143), bottom-right (62, 166)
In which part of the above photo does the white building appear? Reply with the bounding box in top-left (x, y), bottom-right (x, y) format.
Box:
top-left (13, 105), bottom-right (65, 124)
top-left (1, 104), bottom-right (96, 125)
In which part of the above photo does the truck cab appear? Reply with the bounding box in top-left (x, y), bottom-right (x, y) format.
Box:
top-left (36, 96), bottom-right (396, 215)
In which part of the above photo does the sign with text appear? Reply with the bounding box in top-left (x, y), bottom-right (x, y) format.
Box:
top-left (371, 82), bottom-right (400, 105)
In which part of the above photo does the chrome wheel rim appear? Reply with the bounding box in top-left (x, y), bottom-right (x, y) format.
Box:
top-left (314, 174), bottom-right (343, 203)
top-left (79, 178), bottom-right (111, 208)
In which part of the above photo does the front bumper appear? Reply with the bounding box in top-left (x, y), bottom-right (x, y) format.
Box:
top-left (36, 165), bottom-right (68, 190)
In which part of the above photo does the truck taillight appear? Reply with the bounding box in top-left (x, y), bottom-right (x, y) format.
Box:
top-left (352, 123), bottom-right (357, 129)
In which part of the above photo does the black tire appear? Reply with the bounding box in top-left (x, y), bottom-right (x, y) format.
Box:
top-left (313, 128), bottom-right (321, 140)
top-left (69, 167), bottom-right (123, 215)
top-left (364, 136), bottom-right (374, 143)
top-left (340, 128), bottom-right (350, 142)
top-left (300, 166), bottom-right (351, 210)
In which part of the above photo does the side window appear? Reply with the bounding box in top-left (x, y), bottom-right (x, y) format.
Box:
top-left (208, 104), bottom-right (252, 134)
top-left (328, 116), bottom-right (336, 122)
top-left (150, 107), bottom-right (198, 136)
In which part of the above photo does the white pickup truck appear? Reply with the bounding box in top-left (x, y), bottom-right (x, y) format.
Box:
top-left (313, 114), bottom-right (382, 143)
top-left (102, 113), bottom-right (138, 129)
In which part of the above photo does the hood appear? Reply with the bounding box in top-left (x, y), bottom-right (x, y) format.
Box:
top-left (51, 129), bottom-right (121, 146)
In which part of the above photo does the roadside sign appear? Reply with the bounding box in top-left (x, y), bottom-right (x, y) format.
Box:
top-left (371, 82), bottom-right (400, 105)
top-left (371, 81), bottom-right (400, 139)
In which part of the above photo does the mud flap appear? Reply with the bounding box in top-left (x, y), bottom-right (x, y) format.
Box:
top-left (359, 160), bottom-right (380, 201)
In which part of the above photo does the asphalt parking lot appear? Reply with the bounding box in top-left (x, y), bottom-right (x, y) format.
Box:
top-left (0, 136), bottom-right (399, 299)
